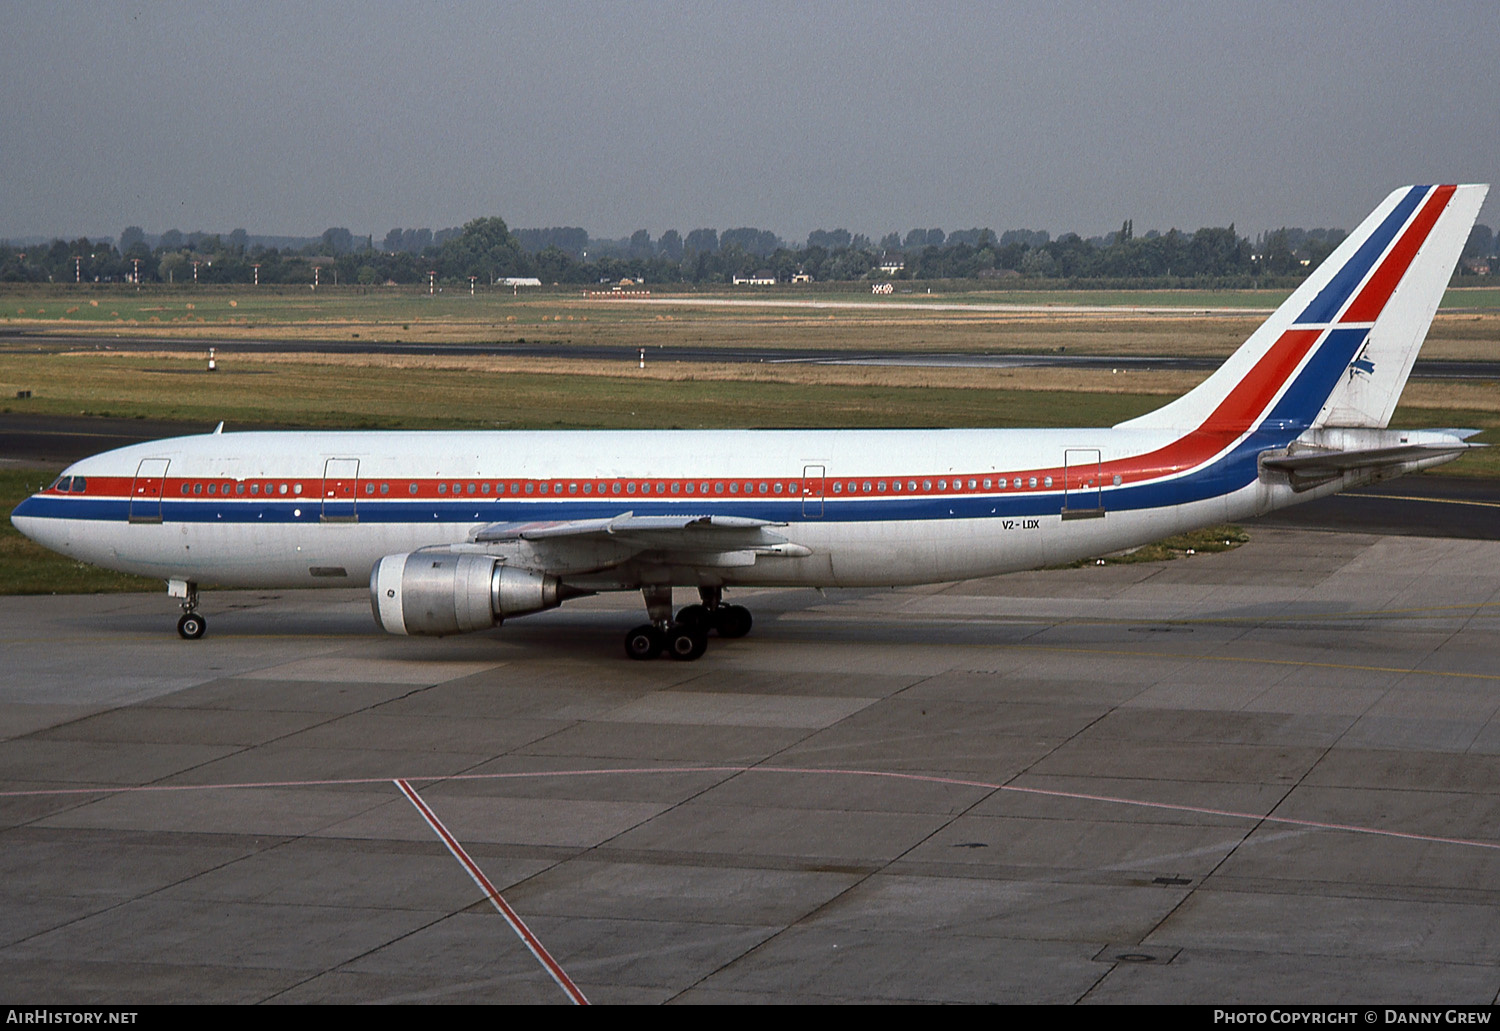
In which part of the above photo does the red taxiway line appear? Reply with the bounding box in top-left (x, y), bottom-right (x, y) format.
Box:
top-left (394, 777), bottom-right (588, 1006)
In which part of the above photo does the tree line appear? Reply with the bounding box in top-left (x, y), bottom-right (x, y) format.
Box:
top-left (4, 214), bottom-right (1495, 288)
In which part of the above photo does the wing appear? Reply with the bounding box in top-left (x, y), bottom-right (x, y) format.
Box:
top-left (468, 512), bottom-right (811, 573)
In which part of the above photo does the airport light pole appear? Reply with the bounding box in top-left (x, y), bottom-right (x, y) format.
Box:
top-left (428, 270), bottom-right (436, 295)
top-left (74, 256), bottom-right (82, 283)
top-left (469, 276), bottom-right (477, 296)
top-left (252, 264), bottom-right (260, 286)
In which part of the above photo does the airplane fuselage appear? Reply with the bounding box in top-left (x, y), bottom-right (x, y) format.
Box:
top-left (16, 421), bottom-right (1346, 592)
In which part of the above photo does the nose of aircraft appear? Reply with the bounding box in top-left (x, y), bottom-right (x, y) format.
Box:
top-left (10, 493), bottom-right (47, 543)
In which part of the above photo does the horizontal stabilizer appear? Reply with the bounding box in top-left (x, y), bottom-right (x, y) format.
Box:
top-left (1259, 428), bottom-right (1482, 490)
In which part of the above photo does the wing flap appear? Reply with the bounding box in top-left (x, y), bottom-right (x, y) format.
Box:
top-left (469, 512), bottom-right (803, 571)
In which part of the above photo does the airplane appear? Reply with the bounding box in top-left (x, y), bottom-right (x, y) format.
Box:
top-left (10, 184), bottom-right (1489, 661)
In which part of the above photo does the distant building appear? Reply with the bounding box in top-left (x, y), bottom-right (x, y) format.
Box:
top-left (733, 269), bottom-right (778, 285)
top-left (501, 277), bottom-right (542, 287)
top-left (791, 271), bottom-right (813, 284)
top-left (877, 253), bottom-right (905, 275)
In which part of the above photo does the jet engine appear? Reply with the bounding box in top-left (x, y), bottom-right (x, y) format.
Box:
top-left (371, 552), bottom-right (563, 636)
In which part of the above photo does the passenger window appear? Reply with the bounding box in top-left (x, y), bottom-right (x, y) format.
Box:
top-left (193, 483), bottom-right (203, 495)
top-left (250, 483), bottom-right (259, 495)
top-left (409, 483), bottom-right (418, 495)
top-left (525, 482), bottom-right (534, 494)
top-left (831, 482), bottom-right (841, 493)
top-left (1044, 476), bottom-right (1053, 487)
top-left (364, 482), bottom-right (375, 494)
top-left (438, 483), bottom-right (447, 494)
top-left (626, 482), bottom-right (636, 494)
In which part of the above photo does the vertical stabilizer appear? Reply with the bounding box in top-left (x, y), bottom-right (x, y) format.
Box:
top-left (1118, 185), bottom-right (1487, 433)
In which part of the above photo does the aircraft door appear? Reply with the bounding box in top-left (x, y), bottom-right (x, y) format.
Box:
top-left (321, 458), bottom-right (360, 522)
top-left (801, 464), bottom-right (825, 518)
top-left (1061, 448), bottom-right (1104, 520)
top-left (128, 458), bottom-right (170, 524)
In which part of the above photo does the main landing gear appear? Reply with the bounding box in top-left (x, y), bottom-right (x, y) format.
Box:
top-left (624, 585), bottom-right (752, 661)
top-left (172, 580), bottom-right (206, 640)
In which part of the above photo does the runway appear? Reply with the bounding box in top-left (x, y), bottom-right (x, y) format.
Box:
top-left (3, 527), bottom-right (1499, 1003)
top-left (4, 331), bottom-right (1496, 379)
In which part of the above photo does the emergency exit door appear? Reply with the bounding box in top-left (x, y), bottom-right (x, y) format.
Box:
top-left (128, 458), bottom-right (170, 524)
top-left (321, 458), bottom-right (360, 522)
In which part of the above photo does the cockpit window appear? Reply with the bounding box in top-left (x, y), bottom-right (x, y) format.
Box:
top-left (52, 476), bottom-right (72, 492)
top-left (70, 477), bottom-right (86, 492)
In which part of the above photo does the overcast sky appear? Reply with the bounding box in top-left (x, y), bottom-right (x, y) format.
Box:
top-left (2, 1), bottom-right (1496, 244)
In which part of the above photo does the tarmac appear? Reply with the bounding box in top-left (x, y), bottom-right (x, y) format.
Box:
top-left (3, 525), bottom-right (1500, 1003)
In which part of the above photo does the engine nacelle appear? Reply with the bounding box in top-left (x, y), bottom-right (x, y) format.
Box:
top-left (371, 552), bottom-right (563, 636)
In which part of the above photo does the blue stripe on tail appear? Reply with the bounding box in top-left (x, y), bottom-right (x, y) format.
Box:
top-left (1295, 186), bottom-right (1427, 326)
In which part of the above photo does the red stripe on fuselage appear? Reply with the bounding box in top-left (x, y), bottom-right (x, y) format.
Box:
top-left (1340, 185), bottom-right (1456, 324)
top-left (1081, 326), bottom-right (1324, 483)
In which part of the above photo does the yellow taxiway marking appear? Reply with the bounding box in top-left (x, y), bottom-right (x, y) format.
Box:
top-left (1345, 492), bottom-right (1500, 510)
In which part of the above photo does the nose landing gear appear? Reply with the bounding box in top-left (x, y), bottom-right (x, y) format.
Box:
top-left (172, 580), bottom-right (206, 639)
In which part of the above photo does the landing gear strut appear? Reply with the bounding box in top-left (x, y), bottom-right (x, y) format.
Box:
top-left (624, 585), bottom-right (749, 661)
top-left (172, 580), bottom-right (206, 640)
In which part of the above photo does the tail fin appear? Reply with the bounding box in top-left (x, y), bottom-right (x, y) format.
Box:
top-left (1118, 184), bottom-right (1488, 433)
